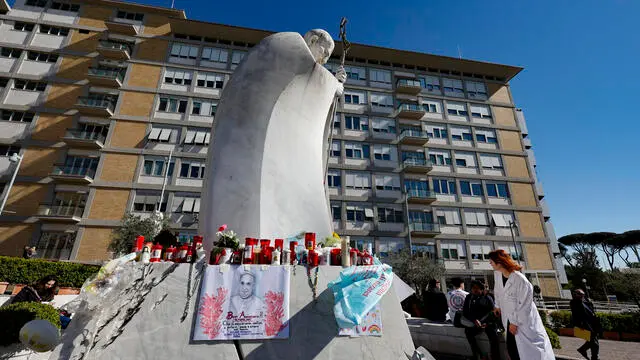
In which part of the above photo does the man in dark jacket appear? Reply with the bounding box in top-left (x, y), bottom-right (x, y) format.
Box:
top-left (422, 279), bottom-right (448, 322)
top-left (463, 281), bottom-right (500, 360)
top-left (571, 289), bottom-right (600, 360)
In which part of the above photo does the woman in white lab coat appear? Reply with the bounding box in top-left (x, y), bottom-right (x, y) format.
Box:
top-left (489, 249), bottom-right (554, 360)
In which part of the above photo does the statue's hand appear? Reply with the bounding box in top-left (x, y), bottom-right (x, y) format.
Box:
top-left (336, 66), bottom-right (347, 83)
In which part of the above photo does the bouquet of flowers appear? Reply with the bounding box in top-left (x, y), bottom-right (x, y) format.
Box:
top-left (214, 224), bottom-right (239, 250)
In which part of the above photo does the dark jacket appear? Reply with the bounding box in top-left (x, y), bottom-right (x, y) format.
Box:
top-left (463, 293), bottom-right (495, 324)
top-left (11, 286), bottom-right (43, 304)
top-left (423, 288), bottom-right (448, 322)
top-left (571, 298), bottom-right (601, 332)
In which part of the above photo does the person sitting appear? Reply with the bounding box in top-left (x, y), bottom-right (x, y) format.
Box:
top-left (11, 275), bottom-right (58, 304)
top-left (463, 280), bottom-right (501, 360)
top-left (422, 279), bottom-right (448, 322)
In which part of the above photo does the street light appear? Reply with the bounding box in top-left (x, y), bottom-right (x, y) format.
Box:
top-left (0, 152), bottom-right (23, 215)
top-left (508, 220), bottom-right (521, 264)
top-left (582, 278), bottom-right (590, 299)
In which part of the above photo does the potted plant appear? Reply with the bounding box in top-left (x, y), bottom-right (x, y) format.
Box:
top-left (212, 225), bottom-right (239, 264)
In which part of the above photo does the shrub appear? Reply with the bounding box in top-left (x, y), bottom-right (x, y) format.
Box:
top-left (545, 326), bottom-right (561, 349)
top-left (549, 310), bottom-right (572, 332)
top-left (549, 309), bottom-right (640, 334)
top-left (0, 302), bottom-right (61, 346)
top-left (538, 309), bottom-right (548, 326)
top-left (0, 256), bottom-right (100, 288)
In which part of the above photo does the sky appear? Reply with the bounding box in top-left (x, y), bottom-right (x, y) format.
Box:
top-left (56, 0), bottom-right (640, 238)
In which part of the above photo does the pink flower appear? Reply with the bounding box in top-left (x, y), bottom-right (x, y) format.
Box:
top-left (218, 224), bottom-right (227, 232)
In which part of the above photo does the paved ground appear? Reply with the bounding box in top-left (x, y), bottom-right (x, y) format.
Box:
top-left (555, 336), bottom-right (640, 360)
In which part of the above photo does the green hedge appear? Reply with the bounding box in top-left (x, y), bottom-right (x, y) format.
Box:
top-left (549, 310), bottom-right (640, 333)
top-left (0, 302), bottom-right (61, 346)
top-left (0, 256), bottom-right (100, 288)
top-left (545, 326), bottom-right (561, 349)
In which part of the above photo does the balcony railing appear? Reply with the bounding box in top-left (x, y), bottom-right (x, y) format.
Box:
top-left (64, 129), bottom-right (106, 143)
top-left (402, 158), bottom-right (432, 167)
top-left (51, 166), bottom-right (96, 179)
top-left (397, 103), bottom-right (423, 112)
top-left (406, 189), bottom-right (437, 200)
top-left (87, 67), bottom-right (125, 83)
top-left (397, 78), bottom-right (422, 88)
top-left (396, 78), bottom-right (422, 94)
top-left (398, 129), bottom-right (429, 145)
top-left (98, 40), bottom-right (132, 53)
top-left (409, 222), bottom-right (440, 233)
top-left (76, 97), bottom-right (116, 114)
top-left (37, 205), bottom-right (84, 220)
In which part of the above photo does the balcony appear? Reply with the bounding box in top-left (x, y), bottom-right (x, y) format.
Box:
top-left (401, 158), bottom-right (433, 173)
top-left (50, 166), bottom-right (96, 184)
top-left (409, 222), bottom-right (440, 237)
top-left (395, 78), bottom-right (422, 95)
top-left (87, 67), bottom-right (125, 87)
top-left (76, 97), bottom-right (115, 117)
top-left (394, 103), bottom-right (426, 120)
top-left (36, 205), bottom-right (84, 223)
top-left (406, 189), bottom-right (437, 204)
top-left (397, 129), bottom-right (429, 146)
top-left (62, 130), bottom-right (106, 149)
top-left (97, 40), bottom-right (132, 60)
top-left (105, 20), bottom-right (139, 36)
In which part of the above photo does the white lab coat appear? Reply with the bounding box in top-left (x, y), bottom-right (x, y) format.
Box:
top-left (493, 271), bottom-right (554, 360)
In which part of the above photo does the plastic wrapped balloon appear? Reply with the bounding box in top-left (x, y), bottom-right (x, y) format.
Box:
top-left (19, 319), bottom-right (60, 352)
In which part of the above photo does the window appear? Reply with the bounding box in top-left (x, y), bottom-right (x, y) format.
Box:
top-left (454, 151), bottom-right (476, 168)
top-left (443, 78), bottom-right (464, 97)
top-left (436, 208), bottom-right (461, 225)
top-left (404, 179), bottom-right (429, 193)
top-left (191, 99), bottom-right (217, 116)
top-left (26, 51), bottom-right (58, 63)
top-left (196, 72), bottom-right (224, 88)
top-left (370, 93), bottom-right (393, 107)
top-left (491, 212), bottom-right (515, 228)
top-left (428, 150), bottom-right (452, 166)
top-left (464, 209), bottom-right (489, 226)
top-left (0, 110), bottom-right (34, 122)
top-left (331, 141), bottom-right (340, 157)
top-left (470, 241), bottom-right (492, 260)
top-left (1, 48), bottom-right (22, 58)
top-left (441, 241), bottom-right (466, 260)
top-left (13, 80), bottom-right (46, 91)
top-left (371, 118), bottom-right (396, 133)
top-left (344, 90), bottom-right (365, 104)
top-left (39, 25), bottom-right (69, 36)
top-left (446, 102), bottom-right (468, 116)
top-left (496, 243), bottom-right (524, 262)
top-left (450, 126), bottom-right (473, 141)
top-left (345, 172), bottom-right (371, 189)
top-left (422, 99), bottom-right (442, 113)
top-left (378, 207), bottom-right (403, 223)
top-left (420, 76), bottom-right (441, 92)
top-left (333, 113), bottom-right (341, 129)
top-left (374, 174), bottom-right (400, 191)
top-left (331, 204), bottom-right (341, 221)
top-left (433, 178), bottom-right (456, 195)
top-left (344, 142), bottom-right (370, 159)
top-left (202, 47), bottom-right (228, 63)
top-left (344, 65), bottom-right (366, 80)
top-left (425, 124), bottom-right (448, 139)
top-left (35, 232), bottom-right (76, 260)
top-left (184, 129), bottom-right (211, 145)
top-left (142, 159), bottom-right (174, 177)
top-left (13, 22), bottom-right (35, 32)
top-left (231, 51), bottom-right (246, 65)
top-left (327, 170), bottom-right (341, 188)
top-left (370, 69), bottom-right (391, 84)
top-left (170, 43), bottom-right (198, 59)
top-left (178, 197), bottom-right (201, 213)
top-left (116, 10), bottom-right (144, 21)
top-left (408, 211), bottom-right (434, 224)
top-left (402, 151), bottom-right (425, 163)
top-left (61, 156), bottom-right (98, 175)
top-left (460, 180), bottom-right (483, 196)
top-left (344, 116), bottom-right (369, 131)
top-left (50, 2), bottom-right (80, 12)
top-left (148, 127), bottom-right (176, 143)
top-left (163, 69), bottom-right (193, 85)
top-left (373, 144), bottom-right (395, 161)
top-left (0, 145), bottom-right (20, 156)
top-left (486, 182), bottom-right (509, 198)
top-left (479, 154), bottom-right (503, 170)
top-left (475, 128), bottom-right (498, 144)
top-left (157, 96), bottom-right (188, 113)
top-left (346, 205), bottom-right (374, 221)
top-left (133, 192), bottom-right (167, 212)
top-left (25, 0), bottom-right (47, 7)
top-left (179, 162), bottom-right (205, 179)
top-left (466, 81), bottom-right (488, 100)
top-left (470, 104), bottom-right (492, 119)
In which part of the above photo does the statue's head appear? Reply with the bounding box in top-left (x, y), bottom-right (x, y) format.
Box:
top-left (304, 29), bottom-right (334, 64)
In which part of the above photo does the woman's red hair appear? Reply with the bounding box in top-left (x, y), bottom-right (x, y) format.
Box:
top-left (488, 249), bottom-right (522, 272)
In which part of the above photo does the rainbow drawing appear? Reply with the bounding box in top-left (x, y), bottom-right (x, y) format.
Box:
top-left (367, 325), bottom-right (381, 334)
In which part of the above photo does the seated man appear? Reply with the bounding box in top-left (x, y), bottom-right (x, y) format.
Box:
top-left (463, 280), bottom-right (500, 360)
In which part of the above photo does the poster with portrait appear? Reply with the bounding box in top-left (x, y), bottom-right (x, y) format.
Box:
top-left (338, 304), bottom-right (383, 337)
top-left (193, 265), bottom-right (290, 340)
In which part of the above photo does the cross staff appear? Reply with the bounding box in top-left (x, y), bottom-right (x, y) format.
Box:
top-left (339, 17), bottom-right (351, 66)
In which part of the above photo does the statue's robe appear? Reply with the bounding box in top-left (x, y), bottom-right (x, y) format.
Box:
top-left (199, 32), bottom-right (340, 251)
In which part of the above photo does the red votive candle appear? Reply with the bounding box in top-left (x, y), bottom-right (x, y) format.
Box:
top-left (304, 233), bottom-right (316, 250)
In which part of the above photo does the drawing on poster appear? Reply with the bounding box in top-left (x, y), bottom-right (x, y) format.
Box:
top-left (338, 303), bottom-right (383, 337)
top-left (193, 265), bottom-right (290, 340)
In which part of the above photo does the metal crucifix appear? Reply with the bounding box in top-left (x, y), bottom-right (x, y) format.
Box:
top-left (339, 17), bottom-right (351, 66)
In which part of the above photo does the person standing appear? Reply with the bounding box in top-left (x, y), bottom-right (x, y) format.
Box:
top-left (423, 279), bottom-right (448, 322)
top-left (463, 280), bottom-right (501, 360)
top-left (447, 277), bottom-right (468, 322)
top-left (489, 249), bottom-right (554, 360)
top-left (570, 289), bottom-right (600, 360)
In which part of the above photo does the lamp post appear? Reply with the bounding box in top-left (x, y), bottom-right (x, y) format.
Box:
top-left (582, 278), bottom-right (590, 299)
top-left (0, 152), bottom-right (23, 215)
top-left (508, 220), bottom-right (521, 264)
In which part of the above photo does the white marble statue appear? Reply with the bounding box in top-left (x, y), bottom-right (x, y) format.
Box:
top-left (199, 29), bottom-right (346, 252)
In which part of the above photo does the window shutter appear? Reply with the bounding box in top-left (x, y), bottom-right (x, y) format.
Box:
top-left (148, 128), bottom-right (161, 140)
top-left (184, 130), bottom-right (196, 144)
